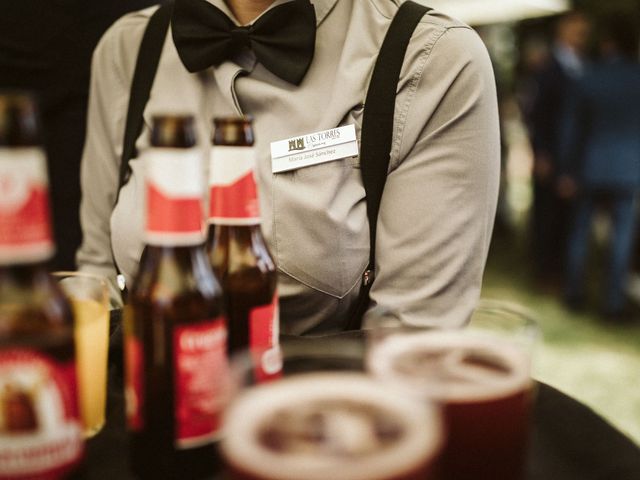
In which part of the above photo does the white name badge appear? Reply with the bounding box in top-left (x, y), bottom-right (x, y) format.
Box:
top-left (270, 125), bottom-right (359, 173)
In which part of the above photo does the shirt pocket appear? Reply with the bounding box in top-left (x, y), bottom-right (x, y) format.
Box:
top-left (272, 156), bottom-right (369, 299)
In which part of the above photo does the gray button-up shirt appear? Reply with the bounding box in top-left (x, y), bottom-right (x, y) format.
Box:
top-left (77, 0), bottom-right (500, 334)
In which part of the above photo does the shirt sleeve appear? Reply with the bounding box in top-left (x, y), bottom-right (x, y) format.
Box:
top-left (370, 25), bottom-right (500, 328)
top-left (76, 14), bottom-right (147, 307)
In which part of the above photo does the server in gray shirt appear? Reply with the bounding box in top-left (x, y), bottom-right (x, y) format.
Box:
top-left (77, 0), bottom-right (500, 334)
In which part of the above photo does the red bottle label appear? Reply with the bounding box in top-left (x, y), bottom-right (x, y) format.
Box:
top-left (250, 293), bottom-right (282, 381)
top-left (146, 185), bottom-right (203, 237)
top-left (0, 349), bottom-right (83, 480)
top-left (0, 148), bottom-right (54, 264)
top-left (143, 149), bottom-right (204, 246)
top-left (173, 318), bottom-right (227, 449)
top-left (208, 147), bottom-right (260, 225)
top-left (125, 336), bottom-right (144, 431)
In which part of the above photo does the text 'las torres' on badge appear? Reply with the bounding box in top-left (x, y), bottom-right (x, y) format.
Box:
top-left (270, 125), bottom-right (359, 173)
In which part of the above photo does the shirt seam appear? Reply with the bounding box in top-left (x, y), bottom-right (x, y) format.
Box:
top-left (391, 25), bottom-right (448, 168)
top-left (314, 0), bottom-right (339, 26)
top-left (109, 8), bottom-right (158, 91)
top-left (108, 25), bottom-right (129, 95)
top-left (368, 0), bottom-right (397, 19)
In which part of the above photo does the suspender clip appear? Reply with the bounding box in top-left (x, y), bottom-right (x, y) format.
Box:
top-left (363, 268), bottom-right (375, 287)
top-left (117, 274), bottom-right (127, 292)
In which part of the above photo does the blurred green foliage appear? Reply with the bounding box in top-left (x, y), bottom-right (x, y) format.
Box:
top-left (483, 232), bottom-right (640, 445)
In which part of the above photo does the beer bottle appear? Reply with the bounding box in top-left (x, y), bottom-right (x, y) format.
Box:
top-left (124, 115), bottom-right (227, 479)
top-left (0, 92), bottom-right (84, 478)
top-left (206, 117), bottom-right (280, 379)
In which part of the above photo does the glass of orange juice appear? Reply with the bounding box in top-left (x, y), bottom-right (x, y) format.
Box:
top-left (52, 271), bottom-right (109, 438)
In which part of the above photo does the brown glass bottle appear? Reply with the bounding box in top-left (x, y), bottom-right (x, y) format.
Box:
top-left (0, 92), bottom-right (84, 479)
top-left (124, 115), bottom-right (226, 480)
top-left (206, 117), bottom-right (280, 378)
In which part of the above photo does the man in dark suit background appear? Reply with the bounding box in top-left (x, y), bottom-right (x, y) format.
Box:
top-left (0, 0), bottom-right (159, 270)
top-left (528, 11), bottom-right (591, 286)
top-left (558, 16), bottom-right (640, 320)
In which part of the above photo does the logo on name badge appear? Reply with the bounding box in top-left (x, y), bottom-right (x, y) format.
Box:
top-left (288, 138), bottom-right (305, 152)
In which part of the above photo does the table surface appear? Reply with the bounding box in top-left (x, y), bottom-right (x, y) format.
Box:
top-left (87, 329), bottom-right (640, 480)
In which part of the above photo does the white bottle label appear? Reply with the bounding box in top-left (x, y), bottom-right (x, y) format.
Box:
top-left (143, 148), bottom-right (205, 246)
top-left (0, 148), bottom-right (54, 264)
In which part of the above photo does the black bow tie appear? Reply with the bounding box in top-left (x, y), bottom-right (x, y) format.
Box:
top-left (171, 0), bottom-right (316, 85)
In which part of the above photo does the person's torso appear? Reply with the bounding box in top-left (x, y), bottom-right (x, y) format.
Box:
top-left (109, 0), bottom-right (468, 334)
top-left (577, 61), bottom-right (640, 189)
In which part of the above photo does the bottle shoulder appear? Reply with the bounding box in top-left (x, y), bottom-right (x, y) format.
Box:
top-left (0, 267), bottom-right (74, 343)
top-left (130, 245), bottom-right (223, 306)
top-left (208, 225), bottom-right (276, 273)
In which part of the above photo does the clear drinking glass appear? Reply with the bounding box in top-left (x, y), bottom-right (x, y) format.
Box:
top-left (52, 271), bottom-right (109, 437)
top-left (365, 299), bottom-right (539, 480)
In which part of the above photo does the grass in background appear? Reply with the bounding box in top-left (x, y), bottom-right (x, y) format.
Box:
top-left (482, 232), bottom-right (640, 444)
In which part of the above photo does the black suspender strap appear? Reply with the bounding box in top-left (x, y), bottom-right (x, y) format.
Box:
top-left (112, 1), bottom-right (172, 293)
top-left (116, 1), bottom-right (173, 204)
top-left (109, 3), bottom-right (172, 357)
top-left (109, 4), bottom-right (172, 360)
top-left (344, 1), bottom-right (431, 330)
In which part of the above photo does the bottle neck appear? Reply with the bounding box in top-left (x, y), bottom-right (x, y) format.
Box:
top-left (208, 145), bottom-right (261, 226)
top-left (0, 262), bottom-right (50, 279)
top-left (142, 244), bottom-right (206, 260)
top-left (0, 146), bottom-right (54, 265)
top-left (206, 224), bottom-right (272, 275)
top-left (138, 245), bottom-right (211, 284)
top-left (0, 262), bottom-right (59, 308)
top-left (143, 147), bottom-right (205, 247)
top-left (137, 245), bottom-right (217, 297)
top-left (206, 224), bottom-right (264, 245)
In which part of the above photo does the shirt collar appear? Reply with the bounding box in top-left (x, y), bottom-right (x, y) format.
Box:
top-left (207, 0), bottom-right (337, 26)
